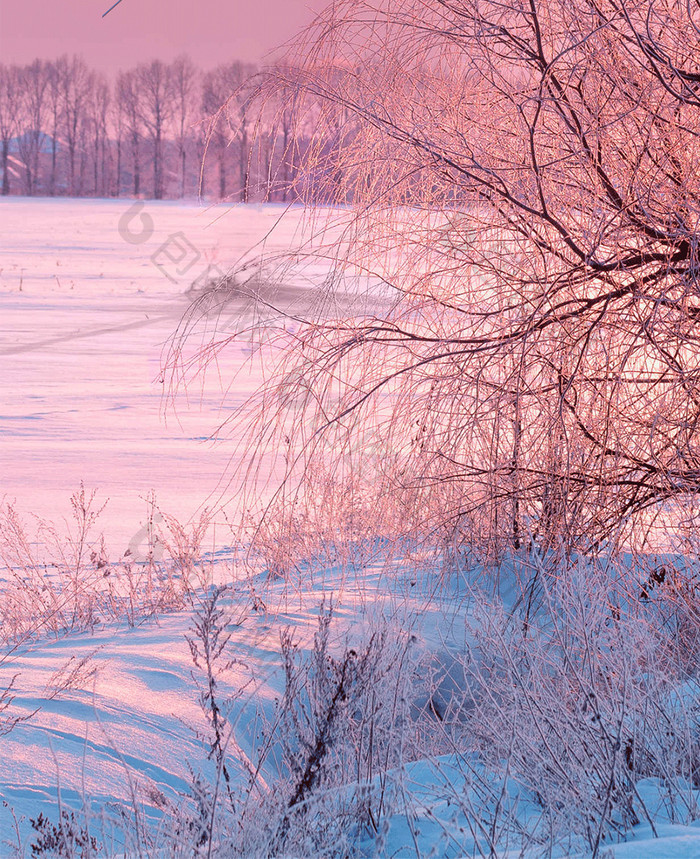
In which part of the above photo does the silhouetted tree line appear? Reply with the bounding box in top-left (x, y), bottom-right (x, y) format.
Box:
top-left (0, 55), bottom-right (310, 202)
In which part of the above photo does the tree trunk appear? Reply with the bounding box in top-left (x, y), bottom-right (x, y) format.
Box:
top-left (1, 139), bottom-right (9, 196)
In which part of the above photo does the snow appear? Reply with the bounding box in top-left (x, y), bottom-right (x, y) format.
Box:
top-left (1, 198), bottom-right (699, 857)
top-left (592, 826), bottom-right (700, 858)
top-left (0, 197), bottom-right (331, 551)
top-left (0, 558), bottom-right (446, 852)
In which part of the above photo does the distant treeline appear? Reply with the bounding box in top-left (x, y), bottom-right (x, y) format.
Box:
top-left (0, 56), bottom-right (314, 202)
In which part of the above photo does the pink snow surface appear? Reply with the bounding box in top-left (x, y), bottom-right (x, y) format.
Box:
top-left (0, 197), bottom-right (328, 551)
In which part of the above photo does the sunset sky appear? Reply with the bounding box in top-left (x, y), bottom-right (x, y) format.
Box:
top-left (0, 0), bottom-right (328, 72)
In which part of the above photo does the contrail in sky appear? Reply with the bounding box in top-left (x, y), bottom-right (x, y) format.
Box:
top-left (102, 0), bottom-right (125, 17)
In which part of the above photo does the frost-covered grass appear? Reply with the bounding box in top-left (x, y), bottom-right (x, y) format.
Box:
top-left (2, 530), bottom-right (699, 858)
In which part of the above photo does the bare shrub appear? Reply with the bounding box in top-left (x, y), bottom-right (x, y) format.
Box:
top-left (448, 558), bottom-right (700, 856)
top-left (29, 810), bottom-right (99, 858)
top-left (263, 604), bottom-right (416, 856)
top-left (0, 486), bottom-right (212, 644)
top-left (161, 599), bottom-right (420, 858)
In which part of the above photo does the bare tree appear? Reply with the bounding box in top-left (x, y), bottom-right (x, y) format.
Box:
top-left (171, 55), bottom-right (198, 199)
top-left (0, 54), bottom-right (283, 202)
top-left (220, 0), bottom-right (700, 561)
top-left (134, 60), bottom-right (175, 199)
top-left (45, 59), bottom-right (63, 195)
top-left (0, 65), bottom-right (20, 196)
top-left (60, 56), bottom-right (94, 196)
top-left (261, 71), bottom-right (304, 202)
top-left (235, 69), bottom-right (256, 203)
top-left (117, 68), bottom-right (143, 197)
top-left (110, 87), bottom-right (125, 197)
top-left (202, 65), bottom-right (233, 200)
top-left (87, 74), bottom-right (110, 196)
top-left (202, 62), bottom-right (257, 201)
top-left (16, 61), bottom-right (50, 195)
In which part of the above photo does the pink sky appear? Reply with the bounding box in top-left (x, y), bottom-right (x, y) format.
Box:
top-left (0, 0), bottom-right (328, 72)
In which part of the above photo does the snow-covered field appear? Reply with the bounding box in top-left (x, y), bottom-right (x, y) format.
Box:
top-left (0, 198), bottom-right (327, 551)
top-left (1, 198), bottom-right (699, 858)
top-left (0, 197), bottom-right (331, 851)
